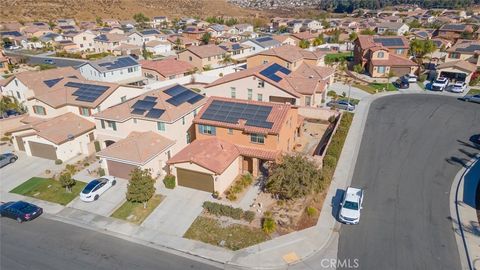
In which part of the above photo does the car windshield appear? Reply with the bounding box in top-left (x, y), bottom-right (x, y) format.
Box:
top-left (82, 180), bottom-right (100, 194)
top-left (12, 202), bottom-right (36, 213)
top-left (343, 200), bottom-right (359, 210)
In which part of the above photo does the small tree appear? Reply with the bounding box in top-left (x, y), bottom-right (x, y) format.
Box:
top-left (201, 32), bottom-right (212, 45)
top-left (265, 154), bottom-right (323, 200)
top-left (220, 54), bottom-right (235, 66)
top-left (126, 168), bottom-right (155, 208)
top-left (59, 172), bottom-right (75, 193)
top-left (262, 217), bottom-right (276, 234)
top-left (133, 13), bottom-right (150, 29)
top-left (299, 40), bottom-right (310, 49)
top-left (313, 34), bottom-right (324, 46)
top-left (353, 63), bottom-right (363, 74)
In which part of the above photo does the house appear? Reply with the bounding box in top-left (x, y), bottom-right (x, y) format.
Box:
top-left (246, 44), bottom-right (328, 70)
top-left (234, 24), bottom-right (254, 34)
top-left (354, 35), bottom-right (417, 78)
top-left (71, 30), bottom-right (96, 52)
top-left (145, 40), bottom-right (172, 55)
top-left (9, 113), bottom-right (96, 161)
top-left (151, 16), bottom-right (168, 28)
top-left (204, 62), bottom-right (334, 107)
top-left (218, 42), bottom-right (253, 60)
top-left (39, 32), bottom-right (63, 44)
top-left (382, 16), bottom-right (402, 23)
top-left (287, 19), bottom-right (303, 33)
top-left (93, 27), bottom-right (125, 35)
top-left (445, 40), bottom-right (480, 67)
top-left (0, 51), bottom-right (10, 74)
top-left (140, 58), bottom-right (195, 81)
top-left (55, 40), bottom-right (78, 52)
top-left (93, 33), bottom-right (127, 53)
top-left (78, 56), bottom-right (143, 84)
top-left (1, 31), bottom-right (27, 47)
top-left (435, 60), bottom-right (476, 85)
top-left (241, 36), bottom-right (282, 56)
top-left (56, 18), bottom-right (76, 27)
top-left (291, 32), bottom-right (317, 46)
top-left (177, 44), bottom-right (227, 70)
top-left (375, 22), bottom-right (409, 36)
top-left (167, 96), bottom-right (300, 192)
top-left (271, 35), bottom-right (297, 46)
top-left (112, 44), bottom-right (142, 56)
top-left (436, 24), bottom-right (473, 40)
top-left (182, 26), bottom-right (206, 40)
top-left (93, 84), bottom-right (207, 179)
top-left (167, 35), bottom-right (199, 49)
top-left (127, 29), bottom-right (164, 46)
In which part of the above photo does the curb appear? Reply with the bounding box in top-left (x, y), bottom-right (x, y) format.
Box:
top-left (450, 155), bottom-right (480, 270)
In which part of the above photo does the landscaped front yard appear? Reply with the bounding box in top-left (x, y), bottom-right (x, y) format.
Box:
top-left (353, 83), bottom-right (396, 94)
top-left (184, 216), bottom-right (269, 250)
top-left (111, 194), bottom-right (164, 224)
top-left (11, 177), bottom-right (86, 205)
top-left (467, 88), bottom-right (480, 95)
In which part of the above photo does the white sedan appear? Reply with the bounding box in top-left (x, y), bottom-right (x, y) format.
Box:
top-left (339, 187), bottom-right (364, 225)
top-left (80, 176), bottom-right (116, 202)
top-left (403, 74), bottom-right (418, 83)
top-left (450, 82), bottom-right (467, 93)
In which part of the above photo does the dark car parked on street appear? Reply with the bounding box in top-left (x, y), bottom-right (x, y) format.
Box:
top-left (393, 78), bottom-right (409, 89)
top-left (0, 201), bottom-right (43, 223)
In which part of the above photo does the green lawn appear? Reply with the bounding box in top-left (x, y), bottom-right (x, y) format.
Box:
top-left (369, 82), bottom-right (397, 92)
top-left (184, 216), bottom-right (270, 250)
top-left (325, 52), bottom-right (352, 62)
top-left (111, 194), bottom-right (164, 224)
top-left (11, 177), bottom-right (86, 205)
top-left (352, 84), bottom-right (377, 94)
top-left (467, 88), bottom-right (480, 95)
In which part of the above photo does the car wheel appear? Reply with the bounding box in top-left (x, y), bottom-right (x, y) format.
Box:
top-left (10, 158), bottom-right (17, 164)
top-left (94, 195), bottom-right (99, 201)
top-left (111, 180), bottom-right (116, 186)
top-left (16, 217), bottom-right (23, 223)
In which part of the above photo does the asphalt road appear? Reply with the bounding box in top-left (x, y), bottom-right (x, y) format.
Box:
top-left (5, 51), bottom-right (86, 67)
top-left (337, 94), bottom-right (480, 270)
top-left (0, 217), bottom-right (220, 270)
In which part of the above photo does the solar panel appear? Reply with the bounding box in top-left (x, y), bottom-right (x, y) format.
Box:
top-left (256, 36), bottom-right (273, 43)
top-left (97, 57), bottom-right (138, 70)
top-left (200, 100), bottom-right (273, 129)
top-left (164, 85), bottom-right (189, 96)
top-left (164, 85), bottom-right (204, 107)
top-left (64, 82), bottom-right (109, 102)
top-left (187, 95), bottom-right (204, 104)
top-left (131, 108), bottom-right (146, 115)
top-left (44, 78), bottom-right (63, 88)
top-left (373, 38), bottom-right (404, 47)
top-left (145, 108), bottom-right (165, 119)
top-left (144, 96), bottom-right (158, 102)
top-left (457, 44), bottom-right (480, 53)
top-left (131, 100), bottom-right (156, 111)
top-left (259, 63), bottom-right (291, 83)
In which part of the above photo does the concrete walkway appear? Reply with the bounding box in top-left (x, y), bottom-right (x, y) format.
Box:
top-left (450, 155), bottom-right (480, 270)
top-left (329, 82), bottom-right (372, 100)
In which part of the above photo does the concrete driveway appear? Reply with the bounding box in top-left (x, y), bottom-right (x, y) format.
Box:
top-left (67, 178), bottom-right (127, 216)
top-left (141, 186), bottom-right (212, 237)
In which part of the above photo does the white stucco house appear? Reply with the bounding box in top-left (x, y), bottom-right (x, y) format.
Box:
top-left (77, 56), bottom-right (144, 84)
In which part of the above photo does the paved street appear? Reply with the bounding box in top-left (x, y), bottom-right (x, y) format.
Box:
top-left (5, 51), bottom-right (86, 67)
top-left (338, 94), bottom-right (480, 269)
top-left (0, 217), bottom-right (220, 270)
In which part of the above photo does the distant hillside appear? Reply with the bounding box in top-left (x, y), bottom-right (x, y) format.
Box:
top-left (318, 0), bottom-right (480, 12)
top-left (0, 0), bottom-right (261, 22)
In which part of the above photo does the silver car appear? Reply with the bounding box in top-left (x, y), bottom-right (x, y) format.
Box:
top-left (462, 94), bottom-right (480, 104)
top-left (327, 100), bottom-right (356, 111)
top-left (0, 153), bottom-right (18, 168)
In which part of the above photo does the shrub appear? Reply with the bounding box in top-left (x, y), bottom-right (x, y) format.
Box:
top-left (262, 217), bottom-right (276, 234)
top-left (226, 193), bottom-right (237, 201)
top-left (305, 206), bottom-right (318, 217)
top-left (323, 155), bottom-right (337, 169)
top-left (243, 211), bottom-right (255, 222)
top-left (55, 159), bottom-right (63, 165)
top-left (65, 164), bottom-right (77, 175)
top-left (327, 90), bottom-right (337, 97)
top-left (83, 162), bottom-right (90, 167)
top-left (59, 172), bottom-right (75, 192)
top-left (98, 168), bottom-right (105, 177)
top-left (219, 72), bottom-right (224, 77)
top-left (45, 169), bottom-right (51, 174)
top-left (202, 201), bottom-right (243, 220)
top-left (226, 173), bottom-right (253, 201)
top-left (418, 74), bottom-right (427, 82)
top-left (212, 190), bottom-right (219, 199)
top-left (163, 174), bottom-right (176, 189)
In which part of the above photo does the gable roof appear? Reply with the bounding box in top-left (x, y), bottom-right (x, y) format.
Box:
top-left (436, 60), bottom-right (476, 73)
top-left (356, 35), bottom-right (409, 50)
top-left (140, 58), bottom-right (195, 77)
top-left (447, 39), bottom-right (480, 54)
top-left (246, 36), bottom-right (281, 48)
top-left (98, 131), bottom-right (174, 165)
top-left (185, 44), bottom-right (226, 58)
top-left (253, 44), bottom-right (326, 63)
top-left (80, 56), bottom-right (139, 73)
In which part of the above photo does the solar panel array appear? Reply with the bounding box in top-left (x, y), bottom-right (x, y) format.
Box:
top-left (130, 96), bottom-right (165, 119)
top-left (164, 85), bottom-right (204, 107)
top-left (259, 63), bottom-right (291, 83)
top-left (66, 82), bottom-right (109, 102)
top-left (201, 100), bottom-right (274, 129)
top-left (141, 29), bottom-right (160, 35)
top-left (97, 57), bottom-right (138, 70)
top-left (43, 78), bottom-right (63, 88)
top-left (1, 31), bottom-right (22, 37)
top-left (457, 44), bottom-right (480, 53)
top-left (442, 24), bottom-right (465, 31)
top-left (373, 38), bottom-right (405, 47)
top-left (256, 36), bottom-right (273, 43)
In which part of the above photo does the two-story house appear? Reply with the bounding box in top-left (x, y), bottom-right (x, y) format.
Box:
top-left (177, 44), bottom-right (227, 70)
top-left (218, 42), bottom-right (253, 60)
top-left (93, 84), bottom-right (207, 179)
top-left (93, 33), bottom-right (127, 53)
top-left (354, 35), bottom-right (417, 78)
top-left (436, 24), bottom-right (473, 41)
top-left (77, 56), bottom-right (143, 84)
top-left (167, 96), bottom-right (300, 193)
top-left (241, 36), bottom-right (282, 57)
top-left (127, 29), bottom-right (165, 46)
top-left (246, 44), bottom-right (327, 70)
top-left (204, 62), bottom-right (334, 107)
top-left (375, 22), bottom-right (409, 36)
top-left (71, 30), bottom-right (96, 52)
top-left (434, 39), bottom-right (480, 84)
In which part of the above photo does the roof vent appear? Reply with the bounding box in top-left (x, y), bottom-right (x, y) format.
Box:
top-left (67, 134), bottom-right (75, 141)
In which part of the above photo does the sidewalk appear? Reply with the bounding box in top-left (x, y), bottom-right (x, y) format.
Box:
top-left (450, 156), bottom-right (480, 270)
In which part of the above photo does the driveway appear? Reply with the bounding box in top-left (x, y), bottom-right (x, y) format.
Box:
top-left (67, 178), bottom-right (127, 216)
top-left (337, 94), bottom-right (480, 269)
top-left (141, 186), bottom-right (212, 237)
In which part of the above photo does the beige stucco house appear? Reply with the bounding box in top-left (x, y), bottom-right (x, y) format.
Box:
top-left (177, 44), bottom-right (227, 70)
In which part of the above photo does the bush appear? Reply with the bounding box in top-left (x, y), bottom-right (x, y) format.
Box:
top-left (262, 217), bottom-right (276, 234)
top-left (226, 173), bottom-right (253, 201)
top-left (55, 159), bottom-right (63, 165)
top-left (323, 155), bottom-right (337, 169)
top-left (226, 193), bottom-right (237, 201)
top-left (212, 190), bottom-right (219, 199)
top-left (327, 90), bottom-right (337, 97)
top-left (305, 206), bottom-right (318, 217)
top-left (163, 174), bottom-right (176, 189)
top-left (98, 168), bottom-right (105, 177)
top-left (83, 162), bottom-right (90, 167)
top-left (202, 201), bottom-right (243, 220)
top-left (243, 211), bottom-right (255, 222)
top-left (418, 74), bottom-right (427, 82)
top-left (328, 115), bottom-right (337, 124)
top-left (65, 164), bottom-right (77, 175)
top-left (59, 172), bottom-right (76, 192)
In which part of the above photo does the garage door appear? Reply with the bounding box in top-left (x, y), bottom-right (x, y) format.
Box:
top-left (28, 141), bottom-right (57, 160)
top-left (107, 160), bottom-right (137, 179)
top-left (176, 168), bottom-right (214, 192)
top-left (390, 67), bottom-right (411, 76)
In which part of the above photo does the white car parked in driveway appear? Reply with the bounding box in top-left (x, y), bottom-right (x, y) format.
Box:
top-left (450, 82), bottom-right (467, 93)
top-left (431, 77), bottom-right (449, 91)
top-left (80, 176), bottom-right (117, 202)
top-left (403, 74), bottom-right (418, 83)
top-left (339, 187), bottom-right (364, 225)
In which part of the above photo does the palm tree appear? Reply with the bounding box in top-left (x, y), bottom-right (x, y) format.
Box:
top-left (220, 54), bottom-right (235, 66)
top-left (174, 38), bottom-right (182, 50)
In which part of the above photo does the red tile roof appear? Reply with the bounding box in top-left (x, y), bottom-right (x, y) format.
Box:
top-left (371, 53), bottom-right (417, 66)
top-left (140, 58), bottom-right (195, 77)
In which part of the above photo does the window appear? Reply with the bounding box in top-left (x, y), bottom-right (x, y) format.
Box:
top-left (16, 91), bottom-right (21, 99)
top-left (228, 128), bottom-right (233, 134)
top-left (377, 66), bottom-right (386, 74)
top-left (186, 133), bottom-right (191, 143)
top-left (258, 79), bottom-right (265, 88)
top-left (169, 75), bottom-right (176, 79)
top-left (182, 116), bottom-right (185, 125)
top-left (14, 79), bottom-right (18, 86)
top-left (250, 133), bottom-right (265, 144)
top-left (262, 60), bottom-right (268, 64)
top-left (32, 105), bottom-right (46, 115)
top-left (157, 122), bottom-right (165, 131)
top-left (83, 36), bottom-right (86, 41)
top-left (101, 119), bottom-right (105, 129)
top-left (128, 67), bottom-right (134, 73)
top-left (120, 96), bottom-right (126, 102)
top-left (198, 124), bottom-right (216, 135)
top-left (79, 107), bottom-right (90, 116)
top-left (107, 121), bottom-right (117, 131)
top-left (230, 87), bottom-right (236, 98)
top-left (449, 52), bottom-right (460, 59)
top-left (189, 56), bottom-right (193, 61)
top-left (133, 118), bottom-right (137, 124)
top-left (257, 93), bottom-right (263, 101)
top-left (377, 51), bottom-right (384, 58)
top-left (208, 57), bottom-right (211, 61)
top-left (193, 109), bottom-right (197, 117)
top-left (305, 96), bottom-right (311, 106)
top-left (395, 49), bottom-right (404, 55)
top-left (247, 89), bottom-right (253, 100)
top-left (286, 62), bottom-right (290, 68)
